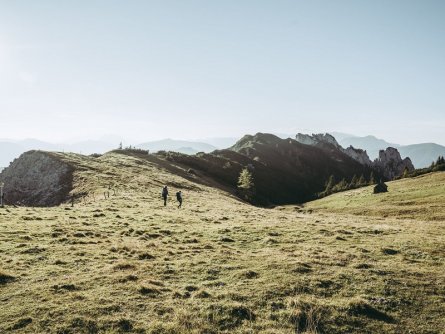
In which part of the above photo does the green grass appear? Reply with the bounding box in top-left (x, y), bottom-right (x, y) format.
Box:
top-left (0, 152), bottom-right (444, 333)
top-left (305, 172), bottom-right (445, 221)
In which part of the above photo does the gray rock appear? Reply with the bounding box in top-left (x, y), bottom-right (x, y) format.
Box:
top-left (296, 133), bottom-right (415, 180)
top-left (0, 151), bottom-right (73, 206)
top-left (373, 147), bottom-right (415, 180)
top-left (296, 133), bottom-right (372, 165)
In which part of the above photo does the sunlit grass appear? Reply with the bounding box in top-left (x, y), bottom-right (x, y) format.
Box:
top-left (0, 152), bottom-right (444, 333)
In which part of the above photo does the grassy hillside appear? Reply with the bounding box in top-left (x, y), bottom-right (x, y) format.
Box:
top-left (164, 133), bottom-right (377, 205)
top-left (305, 172), bottom-right (445, 221)
top-left (0, 152), bottom-right (444, 333)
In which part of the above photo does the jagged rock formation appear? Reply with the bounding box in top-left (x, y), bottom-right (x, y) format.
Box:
top-left (0, 151), bottom-right (74, 206)
top-left (374, 147), bottom-right (415, 180)
top-left (344, 146), bottom-right (373, 166)
top-left (296, 133), bottom-right (414, 180)
top-left (296, 133), bottom-right (372, 166)
top-left (295, 133), bottom-right (340, 148)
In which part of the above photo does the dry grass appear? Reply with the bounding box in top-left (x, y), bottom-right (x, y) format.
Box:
top-left (0, 152), bottom-right (444, 333)
top-left (305, 171), bottom-right (445, 221)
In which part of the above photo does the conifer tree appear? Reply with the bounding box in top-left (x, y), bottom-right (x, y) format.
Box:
top-left (369, 172), bottom-right (376, 185)
top-left (333, 178), bottom-right (348, 192)
top-left (358, 174), bottom-right (366, 186)
top-left (402, 167), bottom-right (409, 178)
top-left (349, 175), bottom-right (358, 189)
top-left (237, 168), bottom-right (255, 201)
top-left (324, 175), bottom-right (335, 194)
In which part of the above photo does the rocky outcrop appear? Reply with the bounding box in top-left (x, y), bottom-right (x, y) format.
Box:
top-left (0, 151), bottom-right (73, 206)
top-left (374, 147), bottom-right (415, 180)
top-left (296, 133), bottom-right (372, 166)
top-left (296, 133), bottom-right (415, 180)
top-left (344, 146), bottom-right (373, 166)
top-left (296, 133), bottom-right (341, 148)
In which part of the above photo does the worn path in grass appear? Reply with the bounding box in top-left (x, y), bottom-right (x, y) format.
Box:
top-left (0, 153), bottom-right (444, 333)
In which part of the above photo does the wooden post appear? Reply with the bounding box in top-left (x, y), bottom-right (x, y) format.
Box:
top-left (71, 194), bottom-right (74, 207)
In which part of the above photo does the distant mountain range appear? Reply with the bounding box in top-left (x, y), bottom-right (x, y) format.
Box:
top-left (1, 133), bottom-right (444, 169)
top-left (136, 139), bottom-right (217, 154)
top-left (0, 139), bottom-right (118, 168)
top-left (334, 134), bottom-right (445, 168)
top-left (0, 137), bottom-right (237, 168)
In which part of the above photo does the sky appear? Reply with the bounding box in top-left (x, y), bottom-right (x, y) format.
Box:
top-left (0, 0), bottom-right (444, 145)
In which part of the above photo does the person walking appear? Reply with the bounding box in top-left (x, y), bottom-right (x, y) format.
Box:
top-left (176, 191), bottom-right (183, 208)
top-left (162, 186), bottom-right (169, 206)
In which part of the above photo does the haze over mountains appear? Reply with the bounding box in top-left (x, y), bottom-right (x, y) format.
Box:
top-left (1, 133), bottom-right (444, 169)
top-left (333, 133), bottom-right (445, 168)
top-left (2, 131), bottom-right (416, 207)
top-left (0, 137), bottom-right (237, 168)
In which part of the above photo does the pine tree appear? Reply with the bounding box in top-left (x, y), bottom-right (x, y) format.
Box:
top-left (349, 175), bottom-right (358, 189)
top-left (369, 172), bottom-right (376, 185)
top-left (237, 168), bottom-right (255, 201)
top-left (358, 174), bottom-right (366, 186)
top-left (324, 175), bottom-right (335, 194)
top-left (402, 167), bottom-right (409, 178)
top-left (333, 178), bottom-right (348, 192)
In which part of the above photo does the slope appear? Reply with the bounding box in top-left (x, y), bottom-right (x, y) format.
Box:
top-left (305, 171), bottom-right (445, 221)
top-left (0, 151), bottom-right (444, 333)
top-left (162, 133), bottom-right (377, 205)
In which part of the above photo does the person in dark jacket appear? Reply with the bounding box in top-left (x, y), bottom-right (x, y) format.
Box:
top-left (162, 186), bottom-right (169, 206)
top-left (176, 191), bottom-right (183, 208)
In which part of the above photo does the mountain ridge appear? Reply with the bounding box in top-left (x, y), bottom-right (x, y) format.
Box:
top-left (335, 134), bottom-right (445, 168)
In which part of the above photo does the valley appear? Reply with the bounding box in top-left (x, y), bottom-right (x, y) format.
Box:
top-left (0, 151), bottom-right (444, 333)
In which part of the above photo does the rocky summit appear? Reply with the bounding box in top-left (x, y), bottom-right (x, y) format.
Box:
top-left (295, 133), bottom-right (414, 180)
top-left (374, 147), bottom-right (415, 180)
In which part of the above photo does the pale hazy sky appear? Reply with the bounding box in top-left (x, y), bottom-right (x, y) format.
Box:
top-left (0, 1), bottom-right (444, 145)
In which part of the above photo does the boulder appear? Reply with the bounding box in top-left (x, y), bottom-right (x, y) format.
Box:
top-left (373, 181), bottom-right (388, 194)
top-left (0, 151), bottom-right (73, 206)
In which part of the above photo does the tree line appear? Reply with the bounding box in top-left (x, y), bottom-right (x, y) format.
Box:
top-left (319, 172), bottom-right (376, 198)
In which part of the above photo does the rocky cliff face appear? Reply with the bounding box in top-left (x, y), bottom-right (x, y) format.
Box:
top-left (296, 133), bottom-right (414, 180)
top-left (296, 133), bottom-right (372, 166)
top-left (0, 151), bottom-right (74, 206)
top-left (374, 147), bottom-right (415, 180)
top-left (296, 133), bottom-right (341, 148)
top-left (344, 146), bottom-right (373, 166)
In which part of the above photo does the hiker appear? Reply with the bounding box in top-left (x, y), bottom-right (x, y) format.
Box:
top-left (176, 191), bottom-right (183, 208)
top-left (162, 186), bottom-right (169, 206)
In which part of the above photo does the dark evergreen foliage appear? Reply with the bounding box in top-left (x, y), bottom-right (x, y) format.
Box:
top-left (152, 133), bottom-right (381, 205)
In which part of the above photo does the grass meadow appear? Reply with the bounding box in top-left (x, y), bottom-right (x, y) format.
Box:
top-left (1, 153), bottom-right (444, 333)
